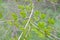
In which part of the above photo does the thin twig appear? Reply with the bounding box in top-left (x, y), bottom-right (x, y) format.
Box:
top-left (25, 25), bottom-right (31, 38)
top-left (50, 33), bottom-right (60, 40)
top-left (18, 4), bottom-right (34, 40)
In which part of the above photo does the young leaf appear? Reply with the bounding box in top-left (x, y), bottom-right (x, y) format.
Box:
top-left (40, 13), bottom-right (46, 19)
top-left (44, 28), bottom-right (51, 36)
top-left (14, 21), bottom-right (19, 27)
top-left (19, 27), bottom-right (24, 31)
top-left (20, 11), bottom-right (27, 18)
top-left (0, 13), bottom-right (3, 19)
top-left (18, 5), bottom-right (25, 10)
top-left (12, 13), bottom-right (18, 20)
top-left (26, 5), bottom-right (32, 11)
top-left (48, 18), bottom-right (55, 25)
top-left (38, 32), bottom-right (45, 38)
top-left (33, 10), bottom-right (40, 20)
top-left (38, 22), bottom-right (46, 29)
top-left (34, 10), bottom-right (40, 17)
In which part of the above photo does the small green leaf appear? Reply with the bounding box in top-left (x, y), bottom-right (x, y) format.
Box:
top-left (48, 18), bottom-right (55, 24)
top-left (18, 5), bottom-right (25, 10)
top-left (19, 27), bottom-right (24, 31)
top-left (44, 28), bottom-right (50, 36)
top-left (12, 13), bottom-right (18, 20)
top-left (0, 10), bottom-right (3, 19)
top-left (0, 13), bottom-right (3, 19)
top-left (33, 16), bottom-right (39, 21)
top-left (20, 11), bottom-right (27, 18)
top-left (44, 26), bottom-right (52, 36)
top-left (14, 21), bottom-right (19, 27)
top-left (34, 10), bottom-right (40, 16)
top-left (26, 5), bottom-right (32, 11)
top-left (40, 13), bottom-right (46, 19)
top-left (38, 22), bottom-right (46, 28)
top-left (38, 32), bottom-right (45, 38)
top-left (33, 11), bottom-right (40, 20)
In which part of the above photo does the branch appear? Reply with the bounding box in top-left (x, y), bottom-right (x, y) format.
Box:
top-left (18, 4), bottom-right (34, 40)
top-left (25, 25), bottom-right (31, 38)
top-left (30, 22), bottom-right (60, 40)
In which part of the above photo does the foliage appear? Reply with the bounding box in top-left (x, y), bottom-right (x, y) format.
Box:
top-left (0, 0), bottom-right (60, 40)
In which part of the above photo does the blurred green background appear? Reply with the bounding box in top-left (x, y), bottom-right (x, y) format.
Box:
top-left (0, 0), bottom-right (60, 40)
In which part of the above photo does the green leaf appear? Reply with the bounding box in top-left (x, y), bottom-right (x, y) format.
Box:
top-left (48, 18), bottom-right (55, 24)
top-left (19, 27), bottom-right (24, 31)
top-left (18, 5), bottom-right (25, 10)
top-left (26, 5), bottom-right (32, 11)
top-left (44, 26), bottom-right (52, 36)
top-left (38, 22), bottom-right (46, 28)
top-left (20, 11), bottom-right (27, 18)
top-left (44, 28), bottom-right (50, 36)
top-left (0, 13), bottom-right (3, 19)
top-left (22, 20), bottom-right (27, 25)
top-left (33, 10), bottom-right (40, 20)
top-left (33, 16), bottom-right (39, 21)
top-left (34, 10), bottom-right (40, 17)
top-left (47, 26), bottom-right (52, 31)
top-left (40, 13), bottom-right (46, 19)
top-left (14, 21), bottom-right (19, 27)
top-left (12, 13), bottom-right (18, 20)
top-left (38, 32), bottom-right (45, 38)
